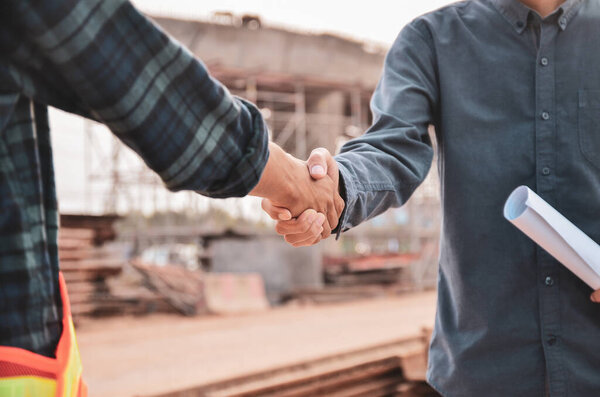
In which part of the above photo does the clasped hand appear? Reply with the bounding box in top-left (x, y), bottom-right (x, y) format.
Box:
top-left (251, 143), bottom-right (343, 247)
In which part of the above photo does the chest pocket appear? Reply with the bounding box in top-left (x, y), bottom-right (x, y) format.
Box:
top-left (579, 89), bottom-right (600, 170)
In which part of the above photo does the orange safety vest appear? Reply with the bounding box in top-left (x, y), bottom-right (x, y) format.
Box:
top-left (0, 273), bottom-right (87, 397)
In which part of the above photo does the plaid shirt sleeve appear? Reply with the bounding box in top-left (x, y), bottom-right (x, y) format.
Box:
top-left (3, 0), bottom-right (270, 198)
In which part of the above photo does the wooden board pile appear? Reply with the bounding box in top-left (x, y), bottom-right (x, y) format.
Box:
top-left (146, 329), bottom-right (438, 397)
top-left (59, 214), bottom-right (172, 321)
top-left (323, 253), bottom-right (418, 287)
top-left (284, 253), bottom-right (421, 305)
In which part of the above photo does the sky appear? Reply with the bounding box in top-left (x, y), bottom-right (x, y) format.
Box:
top-left (50, 0), bottom-right (456, 216)
top-left (132, 0), bottom-right (456, 45)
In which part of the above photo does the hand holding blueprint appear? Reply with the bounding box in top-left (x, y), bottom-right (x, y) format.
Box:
top-left (504, 186), bottom-right (600, 290)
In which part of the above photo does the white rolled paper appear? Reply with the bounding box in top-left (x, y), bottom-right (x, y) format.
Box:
top-left (504, 186), bottom-right (600, 290)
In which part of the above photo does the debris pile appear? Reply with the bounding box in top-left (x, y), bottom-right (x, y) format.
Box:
top-left (59, 215), bottom-right (171, 321)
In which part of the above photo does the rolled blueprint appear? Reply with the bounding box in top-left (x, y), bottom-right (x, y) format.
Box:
top-left (504, 186), bottom-right (600, 290)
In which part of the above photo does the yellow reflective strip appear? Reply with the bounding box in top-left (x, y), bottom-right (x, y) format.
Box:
top-left (61, 320), bottom-right (83, 397)
top-left (0, 376), bottom-right (56, 397)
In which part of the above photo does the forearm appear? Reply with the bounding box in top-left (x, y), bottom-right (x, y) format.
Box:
top-left (334, 134), bottom-right (433, 233)
top-left (6, 0), bottom-right (269, 198)
top-left (333, 22), bottom-right (438, 233)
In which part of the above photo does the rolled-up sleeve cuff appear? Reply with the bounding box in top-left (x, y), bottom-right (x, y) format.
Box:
top-left (333, 160), bottom-right (358, 239)
top-left (199, 98), bottom-right (270, 199)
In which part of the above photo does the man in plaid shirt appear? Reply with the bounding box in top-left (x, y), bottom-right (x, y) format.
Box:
top-left (0, 0), bottom-right (343, 358)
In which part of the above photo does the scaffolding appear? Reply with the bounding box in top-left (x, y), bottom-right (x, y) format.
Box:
top-left (82, 68), bottom-right (373, 215)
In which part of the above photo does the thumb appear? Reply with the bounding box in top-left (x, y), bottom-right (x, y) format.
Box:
top-left (307, 147), bottom-right (335, 180)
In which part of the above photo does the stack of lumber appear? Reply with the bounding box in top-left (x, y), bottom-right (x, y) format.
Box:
top-left (59, 214), bottom-right (271, 320)
top-left (283, 253), bottom-right (421, 306)
top-left (146, 329), bottom-right (438, 397)
top-left (59, 214), bottom-right (173, 321)
top-left (323, 253), bottom-right (417, 288)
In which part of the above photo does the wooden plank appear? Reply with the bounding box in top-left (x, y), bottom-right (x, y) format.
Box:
top-left (240, 360), bottom-right (400, 397)
top-left (335, 377), bottom-right (400, 397)
top-left (60, 260), bottom-right (123, 277)
top-left (64, 281), bottom-right (107, 295)
top-left (58, 238), bottom-right (95, 250)
top-left (62, 271), bottom-right (108, 283)
top-left (59, 249), bottom-right (98, 261)
top-left (58, 228), bottom-right (96, 240)
top-left (396, 382), bottom-right (441, 397)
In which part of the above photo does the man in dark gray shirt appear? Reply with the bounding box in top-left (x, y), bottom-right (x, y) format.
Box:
top-left (263, 0), bottom-right (600, 395)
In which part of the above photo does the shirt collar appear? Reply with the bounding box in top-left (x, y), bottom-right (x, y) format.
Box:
top-left (490, 0), bottom-right (584, 34)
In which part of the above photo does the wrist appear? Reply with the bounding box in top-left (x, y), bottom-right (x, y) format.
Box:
top-left (250, 142), bottom-right (296, 201)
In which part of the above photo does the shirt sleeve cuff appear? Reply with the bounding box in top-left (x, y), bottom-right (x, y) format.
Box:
top-left (333, 160), bottom-right (358, 239)
top-left (199, 97), bottom-right (270, 199)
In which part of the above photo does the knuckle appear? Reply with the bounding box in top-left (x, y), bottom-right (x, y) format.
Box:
top-left (309, 148), bottom-right (328, 162)
top-left (314, 147), bottom-right (328, 156)
top-left (310, 224), bottom-right (321, 237)
top-left (288, 189), bottom-right (300, 203)
top-left (336, 197), bottom-right (345, 211)
top-left (275, 224), bottom-right (286, 235)
top-left (302, 221), bottom-right (312, 233)
top-left (327, 213), bottom-right (336, 227)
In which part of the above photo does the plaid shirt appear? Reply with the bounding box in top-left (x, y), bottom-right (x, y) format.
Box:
top-left (0, 0), bottom-right (269, 357)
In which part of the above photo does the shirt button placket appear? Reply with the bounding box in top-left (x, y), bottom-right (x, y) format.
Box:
top-left (535, 21), bottom-right (565, 395)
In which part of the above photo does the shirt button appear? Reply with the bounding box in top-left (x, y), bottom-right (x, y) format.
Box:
top-left (547, 335), bottom-right (557, 346)
top-left (559, 17), bottom-right (567, 28)
top-left (545, 276), bottom-right (554, 286)
top-left (542, 167), bottom-right (551, 176)
top-left (516, 21), bottom-right (524, 28)
top-left (540, 57), bottom-right (549, 66)
top-left (541, 111), bottom-right (550, 120)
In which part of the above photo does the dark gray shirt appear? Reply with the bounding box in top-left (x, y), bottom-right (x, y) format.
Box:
top-left (335, 0), bottom-right (600, 395)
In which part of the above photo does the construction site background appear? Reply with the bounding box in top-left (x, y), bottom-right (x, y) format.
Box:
top-left (51, 9), bottom-right (444, 397)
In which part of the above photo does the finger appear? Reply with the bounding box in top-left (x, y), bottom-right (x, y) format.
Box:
top-left (320, 218), bottom-right (332, 240)
top-left (279, 212), bottom-right (325, 240)
top-left (291, 234), bottom-right (322, 247)
top-left (334, 194), bottom-right (345, 218)
top-left (591, 290), bottom-right (600, 303)
top-left (261, 198), bottom-right (292, 221)
top-left (275, 209), bottom-right (319, 235)
top-left (307, 148), bottom-right (334, 180)
top-left (325, 201), bottom-right (339, 231)
top-left (284, 222), bottom-right (324, 246)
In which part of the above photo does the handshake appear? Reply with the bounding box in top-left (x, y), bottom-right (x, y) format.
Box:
top-left (250, 143), bottom-right (344, 247)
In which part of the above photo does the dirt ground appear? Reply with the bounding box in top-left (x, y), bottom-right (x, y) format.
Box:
top-left (77, 291), bottom-right (437, 397)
